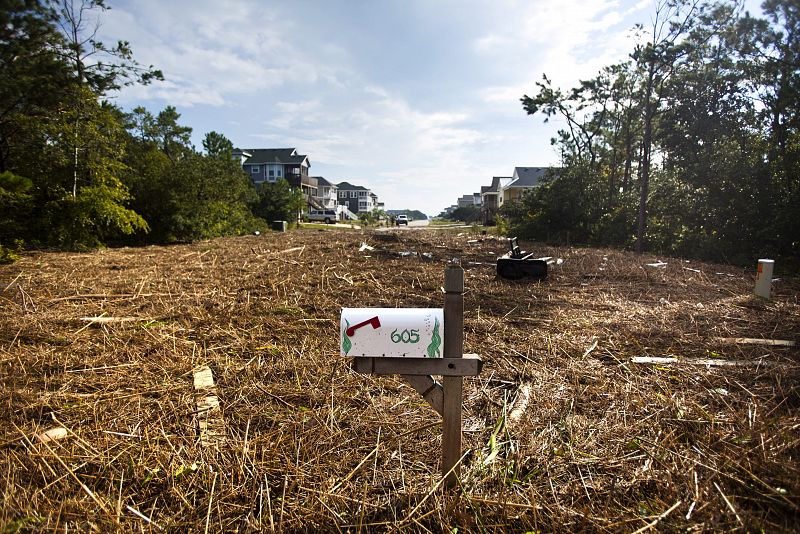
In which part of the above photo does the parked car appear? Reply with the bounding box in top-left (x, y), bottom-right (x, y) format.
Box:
top-left (306, 209), bottom-right (339, 224)
top-left (396, 214), bottom-right (409, 225)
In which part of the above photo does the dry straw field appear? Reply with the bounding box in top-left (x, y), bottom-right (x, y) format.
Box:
top-left (1, 228), bottom-right (798, 532)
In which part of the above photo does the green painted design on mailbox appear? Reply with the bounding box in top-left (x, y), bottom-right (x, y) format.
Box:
top-left (342, 320), bottom-right (352, 355)
top-left (426, 317), bottom-right (441, 358)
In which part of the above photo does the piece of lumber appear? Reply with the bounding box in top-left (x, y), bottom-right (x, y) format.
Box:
top-left (507, 384), bottom-right (532, 429)
top-left (271, 246), bottom-right (305, 256)
top-left (443, 264), bottom-right (464, 489)
top-left (716, 337), bottom-right (795, 347)
top-left (401, 375), bottom-right (443, 416)
top-left (351, 354), bottom-right (482, 376)
top-left (78, 316), bottom-right (143, 323)
top-left (193, 366), bottom-right (226, 447)
top-left (53, 293), bottom-right (165, 301)
top-left (631, 356), bottom-right (774, 367)
top-left (36, 427), bottom-right (69, 443)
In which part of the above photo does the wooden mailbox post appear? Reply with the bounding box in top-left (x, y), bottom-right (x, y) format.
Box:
top-left (346, 263), bottom-right (481, 489)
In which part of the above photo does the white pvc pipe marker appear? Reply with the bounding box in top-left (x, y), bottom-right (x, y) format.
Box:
top-left (754, 259), bottom-right (774, 299)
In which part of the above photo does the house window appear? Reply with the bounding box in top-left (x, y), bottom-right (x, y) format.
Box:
top-left (350, 191), bottom-right (357, 198)
top-left (339, 191), bottom-right (347, 198)
top-left (358, 191), bottom-right (367, 197)
top-left (266, 164), bottom-right (282, 181)
top-left (251, 165), bottom-right (260, 173)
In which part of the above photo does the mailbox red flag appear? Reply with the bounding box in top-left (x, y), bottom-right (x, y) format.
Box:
top-left (346, 316), bottom-right (381, 337)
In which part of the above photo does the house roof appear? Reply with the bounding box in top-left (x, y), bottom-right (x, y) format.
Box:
top-left (337, 181), bottom-right (370, 191)
top-left (507, 167), bottom-right (556, 188)
top-left (236, 148), bottom-right (309, 166)
top-left (483, 176), bottom-right (511, 194)
top-left (482, 176), bottom-right (513, 194)
top-left (313, 176), bottom-right (336, 187)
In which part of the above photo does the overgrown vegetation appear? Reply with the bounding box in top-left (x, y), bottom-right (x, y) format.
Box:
top-left (442, 206), bottom-right (481, 223)
top-left (0, 0), bottom-right (290, 256)
top-left (504, 0), bottom-right (799, 265)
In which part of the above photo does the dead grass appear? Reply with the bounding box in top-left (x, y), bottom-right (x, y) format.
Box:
top-left (0, 229), bottom-right (798, 532)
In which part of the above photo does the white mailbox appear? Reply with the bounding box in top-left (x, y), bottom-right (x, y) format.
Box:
top-left (341, 308), bottom-right (444, 358)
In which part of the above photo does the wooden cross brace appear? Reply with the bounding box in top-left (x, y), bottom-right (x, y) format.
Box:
top-left (350, 264), bottom-right (482, 489)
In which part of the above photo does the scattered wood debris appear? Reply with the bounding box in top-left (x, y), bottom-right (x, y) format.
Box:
top-left (716, 337), bottom-right (795, 347)
top-left (630, 356), bottom-right (774, 367)
top-left (78, 316), bottom-right (144, 324)
top-left (506, 384), bottom-right (532, 430)
top-left (193, 365), bottom-right (226, 448)
top-left (1, 229), bottom-right (798, 531)
top-left (35, 427), bottom-right (69, 444)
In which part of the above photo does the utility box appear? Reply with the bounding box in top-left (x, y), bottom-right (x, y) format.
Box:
top-left (272, 220), bottom-right (287, 232)
top-left (341, 308), bottom-right (444, 358)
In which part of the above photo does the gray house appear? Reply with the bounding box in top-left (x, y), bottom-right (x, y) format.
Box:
top-left (337, 181), bottom-right (378, 214)
top-left (233, 147), bottom-right (322, 208)
top-left (313, 176), bottom-right (338, 209)
top-left (233, 148), bottom-right (309, 185)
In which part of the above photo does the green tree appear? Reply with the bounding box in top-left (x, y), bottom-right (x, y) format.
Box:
top-left (56, 0), bottom-right (162, 93)
top-left (27, 89), bottom-right (148, 247)
top-left (0, 171), bottom-right (34, 259)
top-left (56, 0), bottom-right (162, 199)
top-left (253, 179), bottom-right (304, 227)
top-left (203, 131), bottom-right (234, 159)
top-left (629, 0), bottom-right (713, 253)
top-left (0, 0), bottom-right (68, 173)
top-left (447, 206), bottom-right (481, 223)
top-left (739, 0), bottom-right (800, 254)
top-left (126, 105), bottom-right (192, 161)
top-left (122, 111), bottom-right (260, 242)
top-left (161, 154), bottom-right (259, 241)
top-left (656, 1), bottom-right (765, 258)
top-left (515, 0), bottom-right (800, 263)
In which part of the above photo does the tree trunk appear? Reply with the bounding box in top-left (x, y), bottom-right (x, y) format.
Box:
top-left (608, 117), bottom-right (621, 206)
top-left (636, 66), bottom-right (656, 255)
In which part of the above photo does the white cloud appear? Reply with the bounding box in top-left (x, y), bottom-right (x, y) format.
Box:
top-left (102, 0), bottom-right (349, 107)
top-left (250, 84), bottom-right (496, 211)
top-left (476, 0), bottom-right (647, 107)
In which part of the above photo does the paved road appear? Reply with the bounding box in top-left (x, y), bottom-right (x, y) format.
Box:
top-left (376, 219), bottom-right (431, 231)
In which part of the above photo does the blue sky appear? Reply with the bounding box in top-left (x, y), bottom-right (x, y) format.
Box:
top-left (100, 0), bottom-right (763, 216)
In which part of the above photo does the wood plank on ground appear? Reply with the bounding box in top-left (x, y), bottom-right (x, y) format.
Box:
top-left (193, 365), bottom-right (226, 448)
top-left (630, 356), bottom-right (776, 367)
top-left (715, 337), bottom-right (795, 347)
